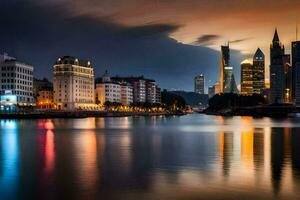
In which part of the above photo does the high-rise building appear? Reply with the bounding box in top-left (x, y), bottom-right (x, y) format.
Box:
top-left (0, 53), bottom-right (34, 109)
top-left (270, 29), bottom-right (285, 103)
top-left (283, 58), bottom-right (292, 103)
top-left (53, 56), bottom-right (96, 110)
top-left (220, 44), bottom-right (238, 93)
top-left (194, 74), bottom-right (205, 94)
top-left (240, 59), bottom-right (253, 95)
top-left (208, 86), bottom-right (215, 98)
top-left (292, 41), bottom-right (300, 104)
top-left (253, 48), bottom-right (265, 94)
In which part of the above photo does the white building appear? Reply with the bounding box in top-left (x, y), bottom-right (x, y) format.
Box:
top-left (95, 71), bottom-right (133, 105)
top-left (120, 83), bottom-right (133, 105)
top-left (95, 82), bottom-right (121, 104)
top-left (53, 56), bottom-right (96, 110)
top-left (0, 53), bottom-right (34, 108)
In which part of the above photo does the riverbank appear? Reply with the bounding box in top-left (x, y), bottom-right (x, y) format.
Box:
top-left (204, 104), bottom-right (300, 117)
top-left (0, 110), bottom-right (185, 119)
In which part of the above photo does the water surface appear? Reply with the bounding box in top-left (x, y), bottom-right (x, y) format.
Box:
top-left (1, 114), bottom-right (300, 200)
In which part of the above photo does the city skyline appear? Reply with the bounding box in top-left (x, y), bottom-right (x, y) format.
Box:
top-left (2, 1), bottom-right (300, 91)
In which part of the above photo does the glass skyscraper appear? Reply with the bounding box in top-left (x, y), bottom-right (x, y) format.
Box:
top-left (220, 45), bottom-right (238, 93)
top-left (252, 48), bottom-right (265, 94)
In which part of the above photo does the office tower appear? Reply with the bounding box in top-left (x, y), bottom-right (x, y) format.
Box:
top-left (253, 48), bottom-right (265, 94)
top-left (292, 41), bottom-right (300, 104)
top-left (0, 53), bottom-right (34, 110)
top-left (194, 74), bottom-right (205, 94)
top-left (270, 29), bottom-right (285, 103)
top-left (53, 56), bottom-right (96, 110)
top-left (208, 86), bottom-right (215, 98)
top-left (240, 59), bottom-right (253, 95)
top-left (282, 55), bottom-right (292, 103)
top-left (220, 44), bottom-right (238, 93)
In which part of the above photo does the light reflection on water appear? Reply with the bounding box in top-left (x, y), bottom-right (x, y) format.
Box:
top-left (1, 115), bottom-right (300, 199)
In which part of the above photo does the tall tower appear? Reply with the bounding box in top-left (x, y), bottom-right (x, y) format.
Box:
top-left (252, 48), bottom-right (265, 94)
top-left (240, 59), bottom-right (253, 95)
top-left (270, 28), bottom-right (285, 103)
top-left (194, 74), bottom-right (205, 94)
top-left (220, 44), bottom-right (238, 93)
top-left (292, 41), bottom-right (300, 104)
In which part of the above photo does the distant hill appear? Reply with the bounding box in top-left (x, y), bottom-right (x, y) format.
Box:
top-left (170, 91), bottom-right (209, 106)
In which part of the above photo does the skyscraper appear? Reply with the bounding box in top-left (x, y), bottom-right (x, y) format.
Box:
top-left (270, 29), bottom-right (285, 103)
top-left (194, 74), bottom-right (205, 94)
top-left (283, 55), bottom-right (292, 103)
top-left (208, 86), bottom-right (215, 98)
top-left (253, 48), bottom-right (265, 94)
top-left (292, 41), bottom-right (300, 104)
top-left (220, 44), bottom-right (238, 93)
top-left (240, 59), bottom-right (253, 95)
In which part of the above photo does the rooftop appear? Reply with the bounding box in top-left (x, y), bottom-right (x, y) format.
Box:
top-left (55, 56), bottom-right (92, 68)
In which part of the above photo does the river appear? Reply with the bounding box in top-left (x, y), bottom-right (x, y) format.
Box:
top-left (0, 114), bottom-right (300, 200)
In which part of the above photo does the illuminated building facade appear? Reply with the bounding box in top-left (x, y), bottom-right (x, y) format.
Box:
top-left (220, 45), bottom-right (238, 93)
top-left (111, 76), bottom-right (161, 104)
top-left (240, 60), bottom-right (253, 95)
top-left (292, 41), bottom-right (300, 104)
top-left (283, 55), bottom-right (292, 103)
top-left (37, 89), bottom-right (54, 109)
top-left (270, 29), bottom-right (285, 103)
top-left (194, 74), bottom-right (205, 94)
top-left (252, 48), bottom-right (265, 94)
top-left (53, 56), bottom-right (96, 110)
top-left (95, 71), bottom-right (133, 105)
top-left (33, 78), bottom-right (52, 100)
top-left (0, 53), bottom-right (34, 107)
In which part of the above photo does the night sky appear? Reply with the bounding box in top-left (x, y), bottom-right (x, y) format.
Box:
top-left (1, 0), bottom-right (300, 91)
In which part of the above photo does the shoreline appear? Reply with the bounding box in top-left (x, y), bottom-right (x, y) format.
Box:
top-left (203, 104), bottom-right (300, 118)
top-left (0, 111), bottom-right (185, 119)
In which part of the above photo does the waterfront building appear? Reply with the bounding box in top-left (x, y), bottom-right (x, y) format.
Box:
top-left (33, 78), bottom-right (52, 99)
top-left (53, 56), bottom-right (96, 110)
top-left (194, 74), bottom-right (205, 94)
top-left (240, 59), bottom-right (253, 95)
top-left (111, 76), bottom-right (161, 104)
top-left (95, 82), bottom-right (121, 104)
top-left (120, 83), bottom-right (133, 105)
top-left (292, 41), bottom-right (300, 104)
top-left (270, 29), bottom-right (285, 103)
top-left (155, 86), bottom-right (161, 103)
top-left (208, 86), bottom-right (215, 98)
top-left (36, 88), bottom-right (53, 109)
top-left (0, 53), bottom-right (34, 109)
top-left (220, 44), bottom-right (238, 93)
top-left (253, 48), bottom-right (265, 94)
top-left (95, 71), bottom-right (133, 105)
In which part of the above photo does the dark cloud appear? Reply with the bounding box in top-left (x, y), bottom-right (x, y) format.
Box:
top-left (0, 0), bottom-right (243, 91)
top-left (194, 34), bottom-right (221, 46)
top-left (229, 38), bottom-right (253, 44)
top-left (120, 24), bottom-right (181, 39)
